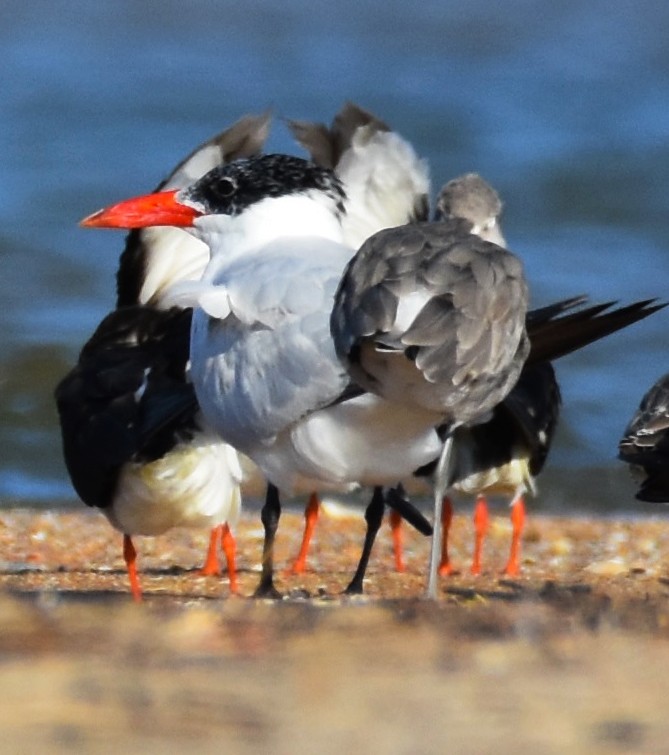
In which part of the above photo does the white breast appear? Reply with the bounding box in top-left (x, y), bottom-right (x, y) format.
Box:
top-left (108, 431), bottom-right (242, 536)
top-left (251, 393), bottom-right (443, 495)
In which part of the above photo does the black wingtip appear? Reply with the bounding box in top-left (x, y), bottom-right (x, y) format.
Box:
top-left (528, 298), bottom-right (667, 365)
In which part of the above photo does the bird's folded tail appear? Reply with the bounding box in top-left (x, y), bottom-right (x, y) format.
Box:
top-left (527, 298), bottom-right (666, 366)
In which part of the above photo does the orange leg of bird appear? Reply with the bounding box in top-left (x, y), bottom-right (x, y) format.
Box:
top-left (291, 492), bottom-right (320, 574)
top-left (438, 496), bottom-right (456, 576)
top-left (221, 523), bottom-right (238, 594)
top-left (388, 509), bottom-right (406, 572)
top-left (123, 533), bottom-right (142, 603)
top-left (471, 495), bottom-right (489, 575)
top-left (501, 496), bottom-right (526, 577)
top-left (199, 524), bottom-right (223, 576)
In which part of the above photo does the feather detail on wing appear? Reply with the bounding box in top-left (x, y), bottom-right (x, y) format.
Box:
top-left (332, 220), bottom-right (529, 422)
top-left (190, 238), bottom-right (355, 451)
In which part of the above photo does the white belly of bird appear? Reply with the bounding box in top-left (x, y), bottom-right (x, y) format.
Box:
top-left (452, 456), bottom-right (535, 500)
top-left (251, 393), bottom-right (443, 495)
top-left (109, 436), bottom-right (242, 536)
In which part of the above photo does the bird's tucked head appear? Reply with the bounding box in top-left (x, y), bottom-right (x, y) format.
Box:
top-left (434, 173), bottom-right (505, 247)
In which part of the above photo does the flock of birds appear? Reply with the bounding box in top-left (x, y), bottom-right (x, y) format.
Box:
top-left (53, 103), bottom-right (669, 602)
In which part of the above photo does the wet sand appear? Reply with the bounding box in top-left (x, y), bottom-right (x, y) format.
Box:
top-left (1, 505), bottom-right (669, 754)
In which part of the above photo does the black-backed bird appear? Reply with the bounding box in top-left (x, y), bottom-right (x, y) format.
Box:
top-left (619, 373), bottom-right (669, 502)
top-left (56, 113), bottom-right (271, 599)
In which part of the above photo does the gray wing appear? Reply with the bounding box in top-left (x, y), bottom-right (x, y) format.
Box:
top-left (620, 373), bottom-right (669, 456)
top-left (191, 240), bottom-right (353, 452)
top-left (289, 101), bottom-right (389, 169)
top-left (619, 373), bottom-right (669, 502)
top-left (331, 220), bottom-right (529, 426)
top-left (160, 111), bottom-right (272, 190)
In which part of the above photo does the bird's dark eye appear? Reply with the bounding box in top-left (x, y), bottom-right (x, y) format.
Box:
top-left (216, 177), bottom-right (237, 197)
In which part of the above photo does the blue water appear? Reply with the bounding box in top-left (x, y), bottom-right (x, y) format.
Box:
top-left (2, 0), bottom-right (669, 512)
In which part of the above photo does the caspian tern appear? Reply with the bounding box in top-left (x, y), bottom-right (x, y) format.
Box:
top-left (619, 373), bottom-right (669, 502)
top-left (56, 113), bottom-right (270, 600)
top-left (79, 156), bottom-right (529, 604)
top-left (81, 153), bottom-right (446, 597)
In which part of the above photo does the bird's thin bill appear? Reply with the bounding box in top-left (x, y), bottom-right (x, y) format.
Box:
top-left (80, 190), bottom-right (202, 229)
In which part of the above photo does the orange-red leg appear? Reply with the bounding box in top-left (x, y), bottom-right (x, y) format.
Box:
top-left (291, 492), bottom-right (320, 574)
top-left (123, 533), bottom-right (142, 603)
top-left (388, 509), bottom-right (406, 572)
top-left (221, 523), bottom-right (238, 594)
top-left (438, 496), bottom-right (456, 576)
top-left (471, 495), bottom-right (489, 575)
top-left (501, 496), bottom-right (526, 576)
top-left (199, 524), bottom-right (223, 576)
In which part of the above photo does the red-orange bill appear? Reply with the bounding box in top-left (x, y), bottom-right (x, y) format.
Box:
top-left (80, 190), bottom-right (202, 229)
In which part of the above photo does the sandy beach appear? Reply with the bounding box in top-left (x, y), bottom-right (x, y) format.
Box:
top-left (1, 505), bottom-right (669, 753)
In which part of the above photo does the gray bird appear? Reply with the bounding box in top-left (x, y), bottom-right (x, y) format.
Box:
top-left (619, 373), bottom-right (669, 502)
top-left (332, 215), bottom-right (530, 597)
top-left (432, 173), bottom-right (556, 577)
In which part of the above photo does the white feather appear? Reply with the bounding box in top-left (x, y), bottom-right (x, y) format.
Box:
top-left (198, 288), bottom-right (232, 321)
top-left (109, 428), bottom-right (243, 536)
top-left (337, 128), bottom-right (430, 249)
top-left (138, 227), bottom-right (210, 307)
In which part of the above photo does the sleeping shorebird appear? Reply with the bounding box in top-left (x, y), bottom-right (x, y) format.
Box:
top-left (398, 174), bottom-right (660, 579)
top-left (619, 373), bottom-right (669, 502)
top-left (426, 173), bottom-right (558, 577)
top-left (55, 113), bottom-right (270, 600)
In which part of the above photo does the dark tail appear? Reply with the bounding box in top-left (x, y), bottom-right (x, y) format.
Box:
top-left (527, 299), bottom-right (666, 366)
top-left (525, 295), bottom-right (589, 327)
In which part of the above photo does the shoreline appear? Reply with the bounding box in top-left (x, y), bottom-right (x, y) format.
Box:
top-left (2, 508), bottom-right (669, 752)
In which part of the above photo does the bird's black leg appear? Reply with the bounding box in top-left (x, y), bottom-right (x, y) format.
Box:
top-left (345, 486), bottom-right (385, 595)
top-left (254, 483), bottom-right (283, 599)
top-left (385, 484), bottom-right (432, 536)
